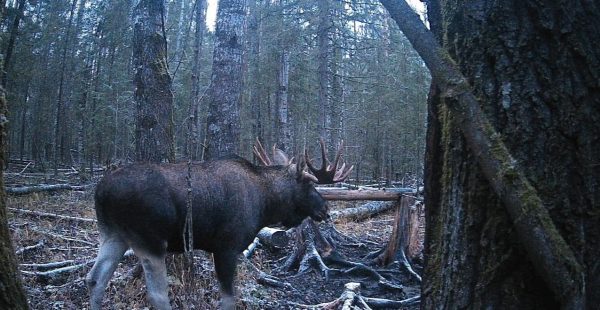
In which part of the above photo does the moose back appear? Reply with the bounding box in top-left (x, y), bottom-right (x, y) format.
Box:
top-left (86, 140), bottom-right (352, 310)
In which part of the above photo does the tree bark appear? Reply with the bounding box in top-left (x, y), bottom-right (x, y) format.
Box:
top-left (275, 50), bottom-right (292, 152)
top-left (133, 0), bottom-right (175, 163)
top-left (0, 87), bottom-right (29, 310)
top-left (380, 0), bottom-right (599, 308)
top-left (317, 0), bottom-right (331, 141)
top-left (205, 0), bottom-right (247, 159)
top-left (374, 196), bottom-right (417, 266)
top-left (1, 0), bottom-right (26, 88)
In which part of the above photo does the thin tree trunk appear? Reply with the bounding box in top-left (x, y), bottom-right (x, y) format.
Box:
top-left (276, 50), bottom-right (291, 152)
top-left (186, 0), bottom-right (206, 160)
top-left (317, 0), bottom-right (331, 140)
top-left (247, 0), bottom-right (263, 148)
top-left (53, 0), bottom-right (78, 173)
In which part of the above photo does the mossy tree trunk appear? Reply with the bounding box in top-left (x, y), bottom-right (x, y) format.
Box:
top-left (421, 0), bottom-right (600, 308)
top-left (133, 0), bottom-right (175, 163)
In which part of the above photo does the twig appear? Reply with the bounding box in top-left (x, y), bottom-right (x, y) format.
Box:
top-left (18, 161), bottom-right (32, 174)
top-left (20, 260), bottom-right (75, 271)
top-left (21, 258), bottom-right (96, 278)
top-left (21, 250), bottom-right (134, 279)
top-left (15, 240), bottom-right (45, 255)
top-left (29, 227), bottom-right (96, 246)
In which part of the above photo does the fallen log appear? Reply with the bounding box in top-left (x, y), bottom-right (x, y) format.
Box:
top-left (6, 183), bottom-right (94, 195)
top-left (8, 207), bottom-right (97, 223)
top-left (20, 260), bottom-right (75, 271)
top-left (362, 295), bottom-right (420, 308)
top-left (257, 227), bottom-right (288, 248)
top-left (21, 250), bottom-right (134, 282)
top-left (330, 201), bottom-right (396, 222)
top-left (243, 227), bottom-right (290, 258)
top-left (317, 187), bottom-right (415, 201)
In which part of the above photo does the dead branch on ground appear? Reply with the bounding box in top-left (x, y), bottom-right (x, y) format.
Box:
top-left (317, 187), bottom-right (416, 201)
top-left (15, 240), bottom-right (45, 255)
top-left (6, 183), bottom-right (94, 195)
top-left (8, 207), bottom-right (97, 223)
top-left (330, 201), bottom-right (396, 222)
top-left (289, 282), bottom-right (418, 309)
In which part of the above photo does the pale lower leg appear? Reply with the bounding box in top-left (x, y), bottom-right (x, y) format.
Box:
top-left (137, 250), bottom-right (171, 310)
top-left (86, 236), bottom-right (128, 310)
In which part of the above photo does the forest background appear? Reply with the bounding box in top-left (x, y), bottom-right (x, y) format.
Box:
top-left (1, 0), bottom-right (430, 184)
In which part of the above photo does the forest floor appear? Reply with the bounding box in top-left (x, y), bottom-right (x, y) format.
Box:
top-left (6, 175), bottom-right (422, 309)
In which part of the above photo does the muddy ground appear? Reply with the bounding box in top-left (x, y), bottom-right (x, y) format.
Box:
top-left (7, 186), bottom-right (422, 309)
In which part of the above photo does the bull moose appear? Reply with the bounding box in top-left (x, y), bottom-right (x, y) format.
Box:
top-left (86, 139), bottom-right (352, 310)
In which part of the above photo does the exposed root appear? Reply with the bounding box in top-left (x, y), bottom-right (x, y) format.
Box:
top-left (289, 282), bottom-right (415, 310)
top-left (242, 258), bottom-right (295, 291)
top-left (362, 295), bottom-right (420, 308)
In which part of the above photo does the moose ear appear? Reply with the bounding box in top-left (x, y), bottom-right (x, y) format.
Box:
top-left (273, 148), bottom-right (290, 166)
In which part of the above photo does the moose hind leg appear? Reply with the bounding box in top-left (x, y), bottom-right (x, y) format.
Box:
top-left (86, 236), bottom-right (128, 310)
top-left (137, 249), bottom-right (171, 310)
top-left (213, 251), bottom-right (238, 310)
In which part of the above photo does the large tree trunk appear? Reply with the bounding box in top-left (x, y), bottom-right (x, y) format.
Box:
top-left (133, 0), bottom-right (175, 163)
top-left (0, 88), bottom-right (28, 310)
top-left (204, 0), bottom-right (247, 159)
top-left (419, 0), bottom-right (600, 308)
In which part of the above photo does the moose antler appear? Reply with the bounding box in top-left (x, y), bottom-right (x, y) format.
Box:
top-left (253, 138), bottom-right (293, 166)
top-left (253, 138), bottom-right (273, 166)
top-left (305, 138), bottom-right (354, 184)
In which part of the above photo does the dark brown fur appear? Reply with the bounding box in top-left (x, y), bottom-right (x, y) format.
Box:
top-left (87, 156), bottom-right (328, 309)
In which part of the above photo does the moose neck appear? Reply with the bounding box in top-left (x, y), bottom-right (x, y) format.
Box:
top-left (260, 170), bottom-right (297, 228)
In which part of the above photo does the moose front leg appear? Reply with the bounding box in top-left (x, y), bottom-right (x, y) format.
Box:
top-left (213, 251), bottom-right (238, 310)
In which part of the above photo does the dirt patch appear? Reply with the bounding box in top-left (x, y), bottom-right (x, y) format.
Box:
top-left (8, 192), bottom-right (421, 309)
